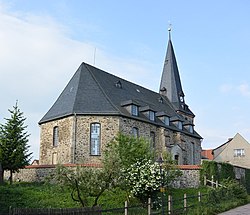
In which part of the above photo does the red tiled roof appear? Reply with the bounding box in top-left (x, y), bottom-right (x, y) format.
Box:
top-left (201, 149), bottom-right (214, 160)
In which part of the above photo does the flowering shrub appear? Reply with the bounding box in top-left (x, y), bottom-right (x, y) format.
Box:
top-left (123, 156), bottom-right (182, 204)
top-left (123, 159), bottom-right (162, 198)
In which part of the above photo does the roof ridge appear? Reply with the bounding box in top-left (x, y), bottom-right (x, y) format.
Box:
top-left (84, 63), bottom-right (121, 114)
top-left (72, 63), bottom-right (84, 112)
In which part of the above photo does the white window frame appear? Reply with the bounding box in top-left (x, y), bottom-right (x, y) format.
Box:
top-left (53, 126), bottom-right (59, 147)
top-left (131, 105), bottom-right (138, 116)
top-left (90, 123), bottom-right (101, 156)
top-left (234, 149), bottom-right (245, 157)
top-left (149, 111), bottom-right (155, 121)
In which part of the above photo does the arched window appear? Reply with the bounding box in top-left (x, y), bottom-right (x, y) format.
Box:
top-left (132, 127), bottom-right (139, 138)
top-left (150, 131), bottom-right (155, 148)
top-left (53, 126), bottom-right (58, 147)
top-left (90, 123), bottom-right (101, 155)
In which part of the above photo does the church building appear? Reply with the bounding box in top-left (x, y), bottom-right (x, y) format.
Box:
top-left (39, 31), bottom-right (202, 165)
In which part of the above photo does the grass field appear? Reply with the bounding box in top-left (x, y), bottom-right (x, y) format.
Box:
top-left (0, 182), bottom-right (249, 214)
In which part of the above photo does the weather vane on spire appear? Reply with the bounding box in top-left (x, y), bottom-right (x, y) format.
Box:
top-left (168, 21), bottom-right (172, 40)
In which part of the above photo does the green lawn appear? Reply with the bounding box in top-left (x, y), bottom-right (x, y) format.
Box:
top-left (0, 182), bottom-right (249, 215)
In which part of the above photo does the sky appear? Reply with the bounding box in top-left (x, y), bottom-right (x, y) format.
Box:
top-left (1, 0), bottom-right (250, 160)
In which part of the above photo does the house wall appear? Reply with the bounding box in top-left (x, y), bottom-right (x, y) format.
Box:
top-left (213, 134), bottom-right (250, 168)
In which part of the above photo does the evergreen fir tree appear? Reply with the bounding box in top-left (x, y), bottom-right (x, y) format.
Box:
top-left (0, 102), bottom-right (32, 184)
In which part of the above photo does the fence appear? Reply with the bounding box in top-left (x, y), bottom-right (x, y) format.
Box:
top-left (204, 175), bottom-right (226, 188)
top-left (9, 192), bottom-right (206, 215)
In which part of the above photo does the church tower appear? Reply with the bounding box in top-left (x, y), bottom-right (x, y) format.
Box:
top-left (159, 28), bottom-right (195, 123)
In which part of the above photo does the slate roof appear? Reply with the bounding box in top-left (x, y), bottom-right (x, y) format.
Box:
top-left (39, 62), bottom-right (201, 139)
top-left (160, 39), bottom-right (194, 116)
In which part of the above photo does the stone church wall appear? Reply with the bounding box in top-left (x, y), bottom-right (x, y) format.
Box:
top-left (39, 117), bottom-right (74, 165)
top-left (39, 116), bottom-right (120, 165)
top-left (40, 115), bottom-right (201, 166)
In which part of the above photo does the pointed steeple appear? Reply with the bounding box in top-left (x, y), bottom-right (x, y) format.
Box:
top-left (159, 28), bottom-right (194, 117)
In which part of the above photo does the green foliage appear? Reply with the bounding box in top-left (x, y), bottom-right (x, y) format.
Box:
top-left (0, 102), bottom-right (32, 184)
top-left (207, 179), bottom-right (248, 210)
top-left (200, 160), bottom-right (219, 181)
top-left (244, 169), bottom-right (250, 194)
top-left (200, 160), bottom-right (234, 183)
top-left (106, 133), bottom-right (154, 169)
top-left (219, 163), bottom-right (234, 180)
top-left (53, 164), bottom-right (120, 207)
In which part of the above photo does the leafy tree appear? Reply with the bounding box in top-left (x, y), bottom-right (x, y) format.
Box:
top-left (106, 133), bottom-right (154, 170)
top-left (0, 102), bottom-right (32, 184)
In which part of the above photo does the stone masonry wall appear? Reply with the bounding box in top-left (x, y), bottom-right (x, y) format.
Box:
top-left (120, 117), bottom-right (201, 165)
top-left (40, 115), bottom-right (201, 166)
top-left (40, 117), bottom-right (74, 165)
top-left (4, 165), bottom-right (201, 188)
top-left (39, 115), bottom-right (120, 165)
top-left (73, 116), bottom-right (120, 164)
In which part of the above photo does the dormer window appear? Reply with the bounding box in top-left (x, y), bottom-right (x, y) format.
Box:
top-left (178, 121), bottom-right (182, 130)
top-left (121, 100), bottom-right (140, 117)
top-left (140, 106), bottom-right (155, 121)
top-left (170, 116), bottom-right (183, 130)
top-left (183, 122), bottom-right (194, 133)
top-left (189, 125), bottom-right (194, 133)
top-left (131, 105), bottom-right (139, 116)
top-left (149, 111), bottom-right (155, 121)
top-left (163, 116), bottom-right (170, 126)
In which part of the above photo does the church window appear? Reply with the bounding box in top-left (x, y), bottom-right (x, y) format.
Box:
top-left (150, 131), bottom-right (156, 148)
top-left (131, 105), bottom-right (138, 116)
top-left (53, 126), bottom-right (59, 147)
top-left (132, 127), bottom-right (139, 138)
top-left (149, 111), bottom-right (155, 121)
top-left (234, 149), bottom-right (245, 157)
top-left (90, 123), bottom-right (101, 156)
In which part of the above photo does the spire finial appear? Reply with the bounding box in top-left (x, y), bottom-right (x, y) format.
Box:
top-left (168, 22), bottom-right (172, 40)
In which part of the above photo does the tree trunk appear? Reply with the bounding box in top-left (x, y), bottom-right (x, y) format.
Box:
top-left (0, 163), bottom-right (3, 184)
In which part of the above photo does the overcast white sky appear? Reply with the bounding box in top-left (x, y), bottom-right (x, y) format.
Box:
top-left (1, 0), bottom-right (250, 160)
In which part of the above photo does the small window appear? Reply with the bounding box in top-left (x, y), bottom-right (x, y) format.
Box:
top-left (132, 127), bottom-right (139, 138)
top-left (234, 149), bottom-right (245, 157)
top-left (90, 123), bottom-right (101, 156)
top-left (150, 131), bottom-right (156, 148)
top-left (163, 116), bottom-right (170, 126)
top-left (178, 121), bottom-right (182, 130)
top-left (131, 105), bottom-right (138, 116)
top-left (189, 125), bottom-right (194, 133)
top-left (149, 111), bottom-right (155, 121)
top-left (53, 126), bottom-right (59, 147)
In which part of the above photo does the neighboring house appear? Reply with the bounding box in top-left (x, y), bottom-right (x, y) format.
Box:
top-left (213, 133), bottom-right (250, 168)
top-left (38, 31), bottom-right (202, 165)
top-left (201, 149), bottom-right (213, 160)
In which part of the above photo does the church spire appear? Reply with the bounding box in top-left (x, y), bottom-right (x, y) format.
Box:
top-left (159, 28), bottom-right (186, 112)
